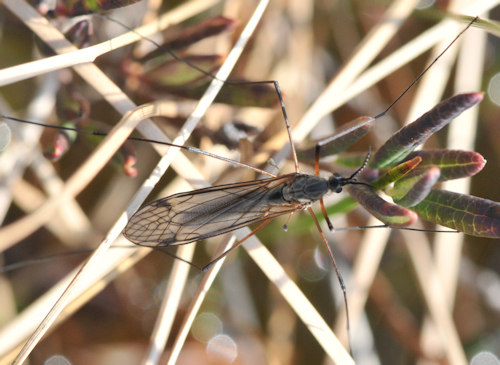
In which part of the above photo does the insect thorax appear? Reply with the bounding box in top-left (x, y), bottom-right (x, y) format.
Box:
top-left (281, 174), bottom-right (330, 204)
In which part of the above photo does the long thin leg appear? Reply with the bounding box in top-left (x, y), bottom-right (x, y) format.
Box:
top-left (307, 207), bottom-right (352, 353)
top-left (202, 219), bottom-right (273, 271)
top-left (245, 80), bottom-right (300, 173)
top-left (314, 144), bottom-right (321, 175)
top-left (320, 199), bottom-right (334, 231)
top-left (314, 143), bottom-right (335, 231)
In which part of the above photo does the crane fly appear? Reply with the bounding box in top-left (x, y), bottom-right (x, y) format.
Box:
top-left (124, 157), bottom-right (371, 268)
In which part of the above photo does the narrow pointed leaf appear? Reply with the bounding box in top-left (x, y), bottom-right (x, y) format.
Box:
top-left (373, 156), bottom-right (422, 189)
top-left (404, 149), bottom-right (486, 181)
top-left (371, 93), bottom-right (483, 168)
top-left (216, 81), bottom-right (279, 108)
top-left (389, 166), bottom-right (441, 207)
top-left (297, 116), bottom-right (373, 162)
top-left (346, 185), bottom-right (418, 227)
top-left (411, 189), bottom-right (500, 238)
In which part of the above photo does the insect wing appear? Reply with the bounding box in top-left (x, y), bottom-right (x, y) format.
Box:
top-left (124, 174), bottom-right (302, 246)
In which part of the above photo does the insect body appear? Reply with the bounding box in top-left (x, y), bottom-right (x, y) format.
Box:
top-left (124, 170), bottom-right (364, 248)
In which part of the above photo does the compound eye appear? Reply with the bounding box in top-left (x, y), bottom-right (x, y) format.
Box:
top-left (336, 187), bottom-right (343, 193)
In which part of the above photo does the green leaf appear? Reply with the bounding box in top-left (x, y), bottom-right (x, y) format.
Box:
top-left (388, 166), bottom-right (441, 207)
top-left (216, 81), bottom-right (279, 108)
top-left (141, 55), bottom-right (224, 88)
top-left (411, 189), bottom-right (500, 238)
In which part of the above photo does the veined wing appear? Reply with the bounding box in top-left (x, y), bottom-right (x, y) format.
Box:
top-left (124, 174), bottom-right (303, 247)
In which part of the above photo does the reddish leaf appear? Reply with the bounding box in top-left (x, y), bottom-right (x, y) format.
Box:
top-left (411, 189), bottom-right (500, 238)
top-left (403, 149), bottom-right (486, 181)
top-left (143, 16), bottom-right (237, 60)
top-left (346, 185), bottom-right (418, 227)
top-left (298, 116), bottom-right (374, 162)
top-left (388, 166), bottom-right (441, 207)
top-left (371, 93), bottom-right (483, 168)
top-left (164, 16), bottom-right (236, 49)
